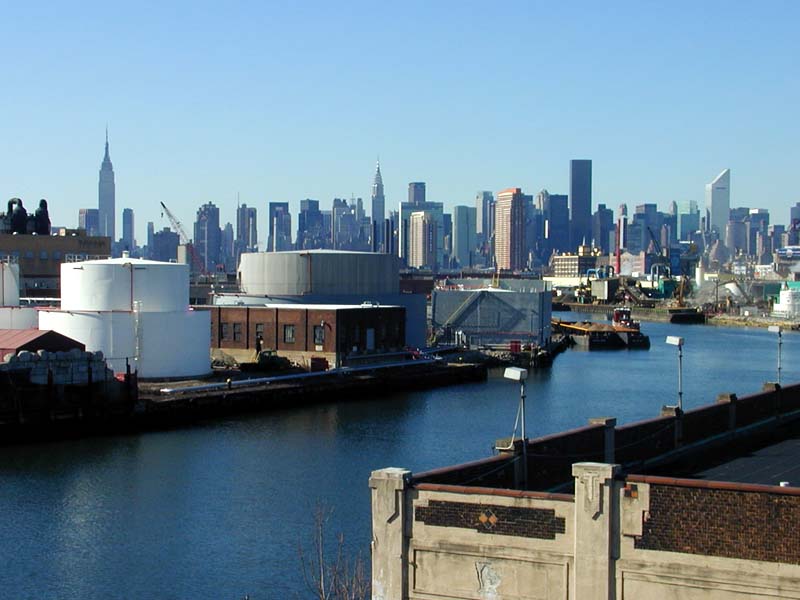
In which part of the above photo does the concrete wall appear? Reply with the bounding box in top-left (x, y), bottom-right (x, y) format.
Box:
top-left (372, 464), bottom-right (800, 599)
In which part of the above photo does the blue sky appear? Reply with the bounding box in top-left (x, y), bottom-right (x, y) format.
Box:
top-left (1, 1), bottom-right (798, 244)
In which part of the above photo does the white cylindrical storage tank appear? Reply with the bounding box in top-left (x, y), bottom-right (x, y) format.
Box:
top-left (138, 310), bottom-right (210, 378)
top-left (0, 262), bottom-right (21, 306)
top-left (38, 311), bottom-right (136, 374)
top-left (0, 307), bottom-right (38, 329)
top-left (60, 258), bottom-right (189, 313)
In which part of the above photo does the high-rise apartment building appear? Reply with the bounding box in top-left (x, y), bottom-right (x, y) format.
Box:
top-left (705, 169), bottom-right (730, 235)
top-left (78, 208), bottom-right (100, 236)
top-left (267, 202), bottom-right (292, 251)
top-left (194, 202), bottom-right (221, 272)
top-left (121, 208), bottom-right (134, 251)
top-left (371, 162), bottom-right (385, 251)
top-left (98, 130), bottom-right (115, 240)
top-left (399, 200), bottom-right (443, 268)
top-left (408, 182), bottom-right (426, 205)
top-left (569, 159), bottom-right (592, 249)
top-left (452, 205), bottom-right (477, 268)
top-left (408, 211), bottom-right (436, 269)
top-left (495, 188), bottom-right (526, 271)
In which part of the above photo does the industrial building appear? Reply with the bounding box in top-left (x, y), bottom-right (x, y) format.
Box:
top-left (431, 278), bottom-right (551, 346)
top-left (39, 253), bottom-right (210, 379)
top-left (371, 383), bottom-right (800, 599)
top-left (208, 303), bottom-right (406, 369)
top-left (0, 229), bottom-right (111, 297)
top-left (219, 250), bottom-right (427, 348)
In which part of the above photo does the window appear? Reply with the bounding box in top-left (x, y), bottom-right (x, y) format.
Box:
top-left (53, 251), bottom-right (61, 260)
top-left (233, 322), bottom-right (243, 342)
top-left (221, 323), bottom-right (230, 341)
top-left (313, 325), bottom-right (325, 345)
top-left (255, 323), bottom-right (264, 337)
top-left (283, 324), bottom-right (295, 343)
top-left (25, 251), bottom-right (33, 259)
top-left (40, 251), bottom-right (48, 260)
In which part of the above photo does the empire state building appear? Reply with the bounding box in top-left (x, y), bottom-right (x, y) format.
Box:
top-left (98, 131), bottom-right (116, 240)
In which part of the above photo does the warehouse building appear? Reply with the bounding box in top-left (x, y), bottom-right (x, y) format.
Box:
top-left (208, 303), bottom-right (405, 369)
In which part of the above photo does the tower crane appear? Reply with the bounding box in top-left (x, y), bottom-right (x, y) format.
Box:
top-left (159, 201), bottom-right (205, 274)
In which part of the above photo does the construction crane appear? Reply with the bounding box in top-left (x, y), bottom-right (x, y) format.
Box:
top-left (160, 201), bottom-right (205, 274)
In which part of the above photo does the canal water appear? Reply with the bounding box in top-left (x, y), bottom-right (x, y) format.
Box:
top-left (1, 317), bottom-right (797, 598)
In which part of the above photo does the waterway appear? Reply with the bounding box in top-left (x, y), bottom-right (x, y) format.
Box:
top-left (1, 316), bottom-right (798, 598)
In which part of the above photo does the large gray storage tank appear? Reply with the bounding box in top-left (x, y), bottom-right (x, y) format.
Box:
top-left (238, 250), bottom-right (400, 296)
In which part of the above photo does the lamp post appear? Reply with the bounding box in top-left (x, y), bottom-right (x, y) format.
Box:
top-left (768, 325), bottom-right (783, 385)
top-left (665, 336), bottom-right (684, 411)
top-left (504, 366), bottom-right (528, 490)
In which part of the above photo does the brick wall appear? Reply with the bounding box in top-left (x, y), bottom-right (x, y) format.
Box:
top-left (415, 499), bottom-right (566, 540)
top-left (634, 481), bottom-right (800, 564)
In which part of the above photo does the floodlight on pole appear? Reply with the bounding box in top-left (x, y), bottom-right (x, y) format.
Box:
top-left (768, 325), bottom-right (783, 385)
top-left (665, 336), bottom-right (684, 411)
top-left (504, 367), bottom-right (528, 490)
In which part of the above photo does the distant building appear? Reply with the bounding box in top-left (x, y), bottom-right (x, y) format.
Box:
top-left (399, 200), bottom-right (444, 269)
top-left (408, 211), bottom-right (437, 269)
top-left (592, 204), bottom-right (614, 254)
top-left (0, 229), bottom-right (111, 297)
top-left (236, 204), bottom-right (258, 255)
top-left (408, 182), bottom-right (426, 206)
top-left (98, 130), bottom-right (115, 241)
top-left (267, 202), bottom-right (292, 251)
top-left (121, 208), bottom-right (134, 252)
top-left (569, 159), bottom-right (592, 249)
top-left (705, 168), bottom-right (730, 235)
top-left (297, 199), bottom-right (326, 250)
top-left (452, 205), bottom-right (477, 268)
top-left (146, 221), bottom-right (154, 259)
top-left (495, 188), bottom-right (526, 270)
top-left (78, 208), bottom-right (100, 237)
top-left (538, 190), bottom-right (570, 256)
top-left (194, 202), bottom-right (221, 273)
top-left (152, 227), bottom-right (179, 262)
top-left (371, 162), bottom-right (386, 251)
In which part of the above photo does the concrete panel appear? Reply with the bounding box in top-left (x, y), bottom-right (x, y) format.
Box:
top-left (411, 547), bottom-right (568, 599)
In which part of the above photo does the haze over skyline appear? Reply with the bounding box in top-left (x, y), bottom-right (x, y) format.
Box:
top-left (2, 1), bottom-right (798, 243)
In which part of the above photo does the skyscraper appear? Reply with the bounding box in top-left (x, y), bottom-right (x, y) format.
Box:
top-left (194, 202), bottom-right (221, 272)
top-left (408, 211), bottom-right (436, 269)
top-left (408, 182), bottom-right (426, 205)
top-left (267, 202), bottom-right (292, 251)
top-left (236, 204), bottom-right (258, 254)
top-left (452, 205), bottom-right (477, 268)
top-left (569, 159), bottom-right (592, 249)
top-left (475, 191), bottom-right (493, 242)
top-left (371, 161), bottom-right (385, 251)
top-left (495, 188), bottom-right (526, 271)
top-left (705, 169), bottom-right (730, 236)
top-left (122, 208), bottom-right (134, 251)
top-left (98, 130), bottom-right (115, 240)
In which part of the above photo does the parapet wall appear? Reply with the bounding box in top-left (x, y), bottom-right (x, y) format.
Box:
top-left (413, 382), bottom-right (800, 492)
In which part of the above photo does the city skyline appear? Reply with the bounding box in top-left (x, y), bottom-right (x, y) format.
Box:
top-left (2, 3), bottom-right (798, 241)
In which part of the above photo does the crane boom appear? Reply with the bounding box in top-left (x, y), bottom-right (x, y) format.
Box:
top-left (160, 201), bottom-right (191, 245)
top-left (160, 201), bottom-right (205, 274)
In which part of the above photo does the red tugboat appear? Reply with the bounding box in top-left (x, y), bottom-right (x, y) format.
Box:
top-left (610, 307), bottom-right (650, 349)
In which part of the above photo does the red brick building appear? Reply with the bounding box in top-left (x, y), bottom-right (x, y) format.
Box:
top-left (206, 303), bottom-right (405, 369)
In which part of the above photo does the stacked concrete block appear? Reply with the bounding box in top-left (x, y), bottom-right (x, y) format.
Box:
top-left (0, 349), bottom-right (113, 385)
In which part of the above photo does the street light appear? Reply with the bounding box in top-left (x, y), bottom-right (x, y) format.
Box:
top-left (665, 336), bottom-right (684, 411)
top-left (504, 366), bottom-right (528, 490)
top-left (768, 325), bottom-right (783, 385)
